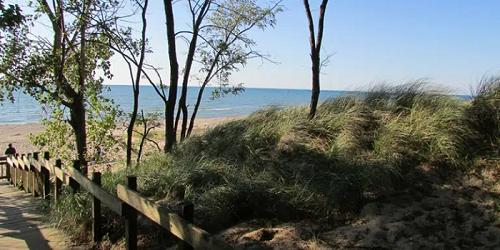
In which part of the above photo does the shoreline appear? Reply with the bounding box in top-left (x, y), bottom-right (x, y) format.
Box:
top-left (0, 116), bottom-right (243, 154)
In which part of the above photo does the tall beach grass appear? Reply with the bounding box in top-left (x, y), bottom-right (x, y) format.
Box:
top-left (48, 80), bottom-right (499, 234)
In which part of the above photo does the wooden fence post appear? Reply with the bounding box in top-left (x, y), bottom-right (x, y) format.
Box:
top-left (178, 202), bottom-right (195, 250)
top-left (124, 176), bottom-right (138, 250)
top-left (6, 162), bottom-right (8, 181)
top-left (33, 152), bottom-right (42, 197)
top-left (23, 154), bottom-right (28, 193)
top-left (6, 156), bottom-right (10, 182)
top-left (54, 159), bottom-right (62, 205)
top-left (20, 154), bottom-right (25, 192)
top-left (29, 153), bottom-right (37, 197)
top-left (13, 154), bottom-right (17, 187)
top-left (23, 154), bottom-right (28, 192)
top-left (92, 172), bottom-right (102, 242)
top-left (82, 160), bottom-right (88, 176)
top-left (6, 156), bottom-right (11, 183)
top-left (22, 154), bottom-right (29, 192)
top-left (70, 160), bottom-right (80, 193)
top-left (41, 152), bottom-right (50, 199)
top-left (16, 154), bottom-right (21, 187)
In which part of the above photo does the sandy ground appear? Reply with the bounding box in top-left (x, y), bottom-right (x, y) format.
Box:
top-left (0, 116), bottom-right (242, 155)
top-left (218, 161), bottom-right (500, 249)
top-left (0, 123), bottom-right (44, 154)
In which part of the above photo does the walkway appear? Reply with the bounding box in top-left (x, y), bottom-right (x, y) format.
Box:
top-left (0, 180), bottom-right (74, 250)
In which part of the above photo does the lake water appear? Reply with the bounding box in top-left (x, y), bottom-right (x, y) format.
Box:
top-left (0, 85), bottom-right (352, 124)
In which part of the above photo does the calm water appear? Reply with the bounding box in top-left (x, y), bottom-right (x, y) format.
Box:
top-left (0, 85), bottom-right (352, 124)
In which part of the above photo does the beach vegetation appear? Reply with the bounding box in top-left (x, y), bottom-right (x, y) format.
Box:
top-left (99, 82), bottom-right (497, 232)
top-left (41, 81), bottom-right (499, 246)
top-left (463, 76), bottom-right (500, 156)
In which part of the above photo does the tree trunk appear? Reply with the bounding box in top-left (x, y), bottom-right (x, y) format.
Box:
top-left (74, 0), bottom-right (90, 172)
top-left (136, 112), bottom-right (147, 163)
top-left (126, 0), bottom-right (148, 166)
top-left (309, 55), bottom-right (320, 119)
top-left (176, 0), bottom-right (210, 141)
top-left (187, 83), bottom-right (205, 137)
top-left (187, 48), bottom-right (223, 137)
top-left (70, 96), bottom-right (87, 171)
top-left (163, 0), bottom-right (179, 152)
top-left (304, 0), bottom-right (329, 119)
top-left (126, 89), bottom-right (139, 166)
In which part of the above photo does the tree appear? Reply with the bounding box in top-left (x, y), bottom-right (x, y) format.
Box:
top-left (95, 0), bottom-right (150, 166)
top-left (187, 0), bottom-right (280, 136)
top-left (162, 0), bottom-right (180, 152)
top-left (0, 0), bottom-right (119, 167)
top-left (175, 0), bottom-right (211, 142)
top-left (135, 110), bottom-right (161, 163)
top-left (109, 0), bottom-right (279, 152)
top-left (303, 0), bottom-right (329, 119)
top-left (170, 0), bottom-right (281, 140)
top-left (127, 0), bottom-right (149, 165)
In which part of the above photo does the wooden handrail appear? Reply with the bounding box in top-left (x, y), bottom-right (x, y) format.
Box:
top-left (53, 167), bottom-right (70, 184)
top-left (22, 155), bottom-right (31, 168)
top-left (7, 156), bottom-right (21, 168)
top-left (65, 166), bottom-right (122, 215)
top-left (43, 159), bottom-right (55, 174)
top-left (117, 184), bottom-right (231, 250)
top-left (30, 157), bottom-right (42, 172)
top-left (3, 152), bottom-right (231, 249)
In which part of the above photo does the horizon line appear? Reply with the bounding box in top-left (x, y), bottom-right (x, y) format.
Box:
top-left (103, 83), bottom-right (348, 92)
top-left (103, 83), bottom-right (469, 95)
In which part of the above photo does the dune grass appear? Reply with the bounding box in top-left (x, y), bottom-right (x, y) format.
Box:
top-left (48, 80), bottom-right (499, 235)
top-left (102, 81), bottom-right (498, 230)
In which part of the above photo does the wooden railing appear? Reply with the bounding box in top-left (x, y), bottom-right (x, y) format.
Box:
top-left (0, 153), bottom-right (231, 250)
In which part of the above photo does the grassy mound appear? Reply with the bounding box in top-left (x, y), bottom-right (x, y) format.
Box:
top-left (49, 81), bottom-right (499, 235)
top-left (105, 81), bottom-right (499, 231)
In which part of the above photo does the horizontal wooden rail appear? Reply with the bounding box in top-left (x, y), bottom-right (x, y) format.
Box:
top-left (65, 166), bottom-right (122, 215)
top-left (21, 155), bottom-right (31, 168)
top-left (53, 167), bottom-right (70, 185)
top-left (30, 157), bottom-right (42, 172)
top-left (117, 184), bottom-right (231, 250)
top-left (7, 157), bottom-right (18, 168)
top-left (3, 153), bottom-right (231, 249)
top-left (43, 159), bottom-right (55, 174)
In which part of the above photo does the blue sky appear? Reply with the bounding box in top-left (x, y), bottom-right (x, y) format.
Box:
top-left (17, 0), bottom-right (500, 94)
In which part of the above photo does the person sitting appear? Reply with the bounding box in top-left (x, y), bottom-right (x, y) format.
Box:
top-left (5, 143), bottom-right (16, 156)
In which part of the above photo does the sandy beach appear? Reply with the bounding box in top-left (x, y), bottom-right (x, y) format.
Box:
top-left (0, 116), bottom-right (242, 155)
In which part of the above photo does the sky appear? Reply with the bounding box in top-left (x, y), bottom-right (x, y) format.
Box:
top-left (15, 0), bottom-right (500, 94)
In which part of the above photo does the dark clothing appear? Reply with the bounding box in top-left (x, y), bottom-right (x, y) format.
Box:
top-left (5, 147), bottom-right (16, 155)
